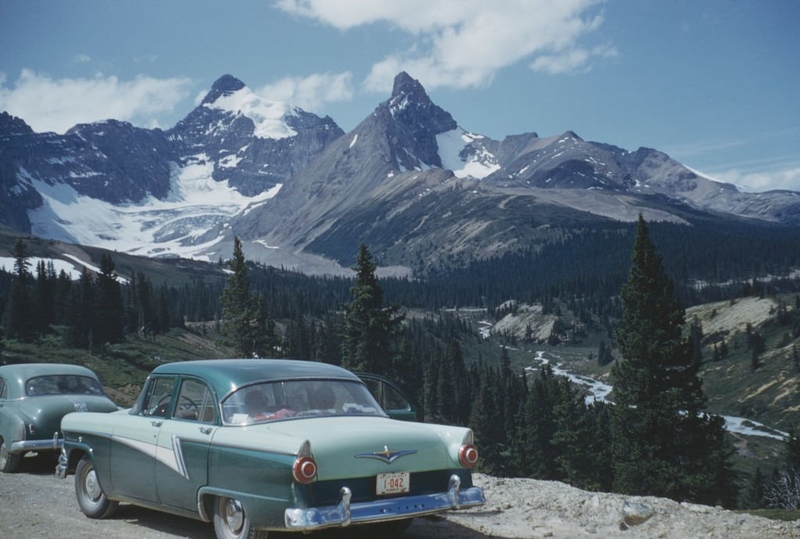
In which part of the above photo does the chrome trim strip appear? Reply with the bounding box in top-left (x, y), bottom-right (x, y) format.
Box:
top-left (284, 474), bottom-right (484, 531)
top-left (171, 435), bottom-right (189, 480)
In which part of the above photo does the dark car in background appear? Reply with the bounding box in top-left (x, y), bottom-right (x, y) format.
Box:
top-left (0, 363), bottom-right (118, 472)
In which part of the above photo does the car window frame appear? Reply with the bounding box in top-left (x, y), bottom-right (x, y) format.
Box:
top-left (137, 376), bottom-right (179, 417)
top-left (173, 377), bottom-right (217, 424)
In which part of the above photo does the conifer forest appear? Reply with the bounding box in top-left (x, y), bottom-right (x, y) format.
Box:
top-left (2, 218), bottom-right (800, 512)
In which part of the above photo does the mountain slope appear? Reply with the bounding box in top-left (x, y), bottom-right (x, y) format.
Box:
top-left (3, 72), bottom-right (800, 274)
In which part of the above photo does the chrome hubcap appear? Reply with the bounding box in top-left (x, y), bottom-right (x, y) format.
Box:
top-left (224, 499), bottom-right (244, 533)
top-left (85, 469), bottom-right (102, 501)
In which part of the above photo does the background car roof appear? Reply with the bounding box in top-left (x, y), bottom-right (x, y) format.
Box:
top-left (150, 359), bottom-right (362, 397)
top-left (0, 363), bottom-right (101, 399)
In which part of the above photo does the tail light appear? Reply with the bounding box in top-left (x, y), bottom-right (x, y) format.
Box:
top-left (293, 440), bottom-right (317, 483)
top-left (293, 456), bottom-right (318, 483)
top-left (459, 444), bottom-right (479, 468)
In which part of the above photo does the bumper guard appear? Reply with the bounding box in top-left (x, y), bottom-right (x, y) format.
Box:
top-left (284, 474), bottom-right (484, 531)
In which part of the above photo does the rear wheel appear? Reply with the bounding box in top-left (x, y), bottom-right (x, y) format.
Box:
top-left (75, 455), bottom-right (118, 518)
top-left (213, 496), bottom-right (269, 539)
top-left (0, 439), bottom-right (21, 473)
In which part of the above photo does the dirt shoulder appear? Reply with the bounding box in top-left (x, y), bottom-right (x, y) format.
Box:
top-left (1, 458), bottom-right (797, 539)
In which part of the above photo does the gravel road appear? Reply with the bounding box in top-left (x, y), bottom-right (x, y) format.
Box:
top-left (0, 456), bottom-right (491, 539)
top-left (2, 455), bottom-right (798, 539)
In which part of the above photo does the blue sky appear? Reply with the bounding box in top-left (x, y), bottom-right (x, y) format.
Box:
top-left (1, 0), bottom-right (798, 192)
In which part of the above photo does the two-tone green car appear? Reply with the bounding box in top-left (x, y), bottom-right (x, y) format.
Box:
top-left (57, 359), bottom-right (484, 539)
top-left (0, 363), bottom-right (118, 473)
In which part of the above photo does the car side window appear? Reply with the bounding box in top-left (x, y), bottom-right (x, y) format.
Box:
top-left (143, 377), bottom-right (177, 417)
top-left (174, 379), bottom-right (216, 423)
top-left (0, 377), bottom-right (5, 399)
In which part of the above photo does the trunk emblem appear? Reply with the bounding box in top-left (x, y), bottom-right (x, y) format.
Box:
top-left (355, 445), bottom-right (417, 464)
top-left (74, 401), bottom-right (89, 412)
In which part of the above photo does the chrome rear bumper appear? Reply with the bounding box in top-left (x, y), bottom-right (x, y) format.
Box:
top-left (10, 431), bottom-right (62, 454)
top-left (284, 474), bottom-right (484, 531)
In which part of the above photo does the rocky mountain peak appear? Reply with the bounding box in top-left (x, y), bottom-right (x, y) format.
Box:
top-left (0, 112), bottom-right (34, 136)
top-left (201, 74), bottom-right (246, 105)
top-left (391, 71), bottom-right (426, 100)
top-left (388, 72), bottom-right (455, 131)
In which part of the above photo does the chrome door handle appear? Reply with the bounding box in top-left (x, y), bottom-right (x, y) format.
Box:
top-left (151, 420), bottom-right (163, 427)
top-left (199, 427), bottom-right (212, 435)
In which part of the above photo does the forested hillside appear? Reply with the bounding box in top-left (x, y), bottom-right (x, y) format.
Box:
top-left (1, 217), bottom-right (800, 514)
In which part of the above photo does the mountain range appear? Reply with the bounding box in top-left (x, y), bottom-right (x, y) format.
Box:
top-left (2, 71), bottom-right (800, 275)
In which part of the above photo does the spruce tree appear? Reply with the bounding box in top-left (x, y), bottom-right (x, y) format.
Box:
top-left (342, 244), bottom-right (404, 374)
top-left (94, 254), bottom-right (125, 346)
top-left (8, 239), bottom-right (35, 342)
top-left (611, 214), bottom-right (735, 505)
top-left (220, 237), bottom-right (275, 357)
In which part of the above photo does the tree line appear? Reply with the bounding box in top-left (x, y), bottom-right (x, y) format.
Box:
top-left (2, 217), bottom-right (800, 510)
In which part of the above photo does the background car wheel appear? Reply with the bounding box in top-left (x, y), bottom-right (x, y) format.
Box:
top-left (75, 455), bottom-right (118, 518)
top-left (0, 439), bottom-right (22, 473)
top-left (213, 496), bottom-right (269, 539)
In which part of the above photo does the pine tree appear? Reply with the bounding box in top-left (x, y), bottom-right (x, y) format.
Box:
top-left (8, 239), bottom-right (35, 342)
top-left (611, 214), bottom-right (735, 505)
top-left (64, 268), bottom-right (94, 348)
top-left (94, 253), bottom-right (125, 347)
top-left (220, 237), bottom-right (276, 357)
top-left (342, 244), bottom-right (404, 374)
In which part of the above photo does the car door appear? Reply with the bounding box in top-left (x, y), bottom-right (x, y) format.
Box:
top-left (155, 377), bottom-right (218, 511)
top-left (110, 375), bottom-right (177, 503)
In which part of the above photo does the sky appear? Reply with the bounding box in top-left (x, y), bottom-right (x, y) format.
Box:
top-left (1, 0), bottom-right (798, 192)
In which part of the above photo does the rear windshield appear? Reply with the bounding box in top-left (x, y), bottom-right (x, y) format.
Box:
top-left (26, 375), bottom-right (104, 396)
top-left (221, 379), bottom-right (384, 425)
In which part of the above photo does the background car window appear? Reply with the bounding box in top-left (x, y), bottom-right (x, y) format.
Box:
top-left (0, 378), bottom-right (5, 399)
top-left (143, 377), bottom-right (177, 417)
top-left (25, 375), bottom-right (103, 396)
top-left (175, 379), bottom-right (215, 423)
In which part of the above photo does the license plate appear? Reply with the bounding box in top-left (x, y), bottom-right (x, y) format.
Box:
top-left (376, 472), bottom-right (410, 495)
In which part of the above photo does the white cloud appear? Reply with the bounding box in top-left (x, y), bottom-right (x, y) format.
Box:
top-left (0, 70), bottom-right (192, 134)
top-left (277, 0), bottom-right (608, 92)
top-left (255, 72), bottom-right (354, 112)
top-left (711, 166), bottom-right (800, 193)
top-left (531, 43), bottom-right (617, 75)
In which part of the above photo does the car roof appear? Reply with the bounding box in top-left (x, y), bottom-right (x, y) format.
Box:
top-left (0, 363), bottom-right (99, 380)
top-left (0, 363), bottom-right (101, 399)
top-left (150, 359), bottom-right (362, 397)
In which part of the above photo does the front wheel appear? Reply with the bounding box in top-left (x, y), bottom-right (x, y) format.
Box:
top-left (213, 496), bottom-right (269, 539)
top-left (75, 455), bottom-right (118, 518)
top-left (0, 439), bottom-right (21, 473)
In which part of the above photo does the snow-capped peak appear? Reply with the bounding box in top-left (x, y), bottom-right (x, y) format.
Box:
top-left (204, 82), bottom-right (297, 140)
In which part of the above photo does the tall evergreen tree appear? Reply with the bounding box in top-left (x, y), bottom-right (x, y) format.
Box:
top-left (342, 244), bottom-right (404, 374)
top-left (64, 268), bottom-right (94, 348)
top-left (220, 237), bottom-right (276, 357)
top-left (94, 254), bottom-right (125, 346)
top-left (611, 214), bottom-right (735, 505)
top-left (8, 239), bottom-right (35, 342)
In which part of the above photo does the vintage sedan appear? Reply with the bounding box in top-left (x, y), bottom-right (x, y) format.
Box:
top-left (0, 362), bottom-right (118, 473)
top-left (58, 359), bottom-right (484, 539)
